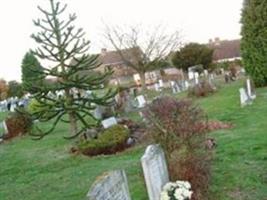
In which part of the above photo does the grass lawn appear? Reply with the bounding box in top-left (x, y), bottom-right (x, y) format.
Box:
top-left (0, 79), bottom-right (267, 200)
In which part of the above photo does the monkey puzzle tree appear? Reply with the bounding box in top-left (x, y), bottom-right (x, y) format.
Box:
top-left (30, 0), bottom-right (115, 139)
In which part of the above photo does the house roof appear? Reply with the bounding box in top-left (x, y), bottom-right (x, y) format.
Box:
top-left (99, 47), bottom-right (142, 66)
top-left (208, 39), bottom-right (240, 61)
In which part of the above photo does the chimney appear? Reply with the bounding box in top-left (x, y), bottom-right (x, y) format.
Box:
top-left (101, 48), bottom-right (107, 55)
top-left (208, 39), bottom-right (213, 44)
top-left (214, 37), bottom-right (220, 45)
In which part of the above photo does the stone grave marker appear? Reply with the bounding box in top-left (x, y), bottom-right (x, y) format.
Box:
top-left (154, 83), bottom-right (161, 92)
top-left (158, 79), bottom-right (164, 88)
top-left (194, 72), bottom-right (199, 84)
top-left (204, 69), bottom-right (208, 76)
top-left (141, 144), bottom-right (169, 200)
top-left (170, 81), bottom-right (180, 94)
top-left (246, 79), bottom-right (256, 100)
top-left (87, 170), bottom-right (131, 200)
top-left (136, 95), bottom-right (146, 108)
top-left (0, 120), bottom-right (8, 139)
top-left (101, 117), bottom-right (117, 129)
top-left (185, 80), bottom-right (189, 89)
top-left (93, 106), bottom-right (103, 120)
top-left (188, 71), bottom-right (194, 80)
top-left (239, 88), bottom-right (250, 107)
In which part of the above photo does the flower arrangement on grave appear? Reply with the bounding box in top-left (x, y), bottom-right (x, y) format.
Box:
top-left (160, 181), bottom-right (193, 200)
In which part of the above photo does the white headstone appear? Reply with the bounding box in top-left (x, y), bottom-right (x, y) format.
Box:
top-left (101, 117), bottom-right (117, 129)
top-left (170, 81), bottom-right (179, 94)
top-left (158, 80), bottom-right (163, 88)
top-left (93, 106), bottom-right (103, 120)
top-left (194, 72), bottom-right (199, 84)
top-left (133, 74), bottom-right (141, 85)
top-left (154, 83), bottom-right (160, 92)
top-left (246, 79), bottom-right (256, 99)
top-left (239, 88), bottom-right (249, 107)
top-left (204, 70), bottom-right (208, 76)
top-left (185, 81), bottom-right (189, 89)
top-left (136, 95), bottom-right (146, 108)
top-left (246, 79), bottom-right (252, 98)
top-left (141, 144), bottom-right (169, 200)
top-left (87, 170), bottom-right (131, 200)
top-left (188, 72), bottom-right (194, 80)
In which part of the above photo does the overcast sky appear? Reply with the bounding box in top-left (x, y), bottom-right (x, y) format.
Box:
top-left (0, 0), bottom-right (243, 81)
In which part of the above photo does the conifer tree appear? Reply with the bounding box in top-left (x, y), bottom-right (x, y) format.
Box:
top-left (21, 51), bottom-right (43, 93)
top-left (241, 0), bottom-right (267, 86)
top-left (30, 0), bottom-right (115, 139)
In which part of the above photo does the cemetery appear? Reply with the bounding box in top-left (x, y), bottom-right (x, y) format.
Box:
top-left (0, 0), bottom-right (267, 200)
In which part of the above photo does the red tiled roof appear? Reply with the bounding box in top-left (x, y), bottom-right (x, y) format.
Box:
top-left (208, 39), bottom-right (240, 61)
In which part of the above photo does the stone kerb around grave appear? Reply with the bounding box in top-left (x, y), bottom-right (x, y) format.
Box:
top-left (141, 144), bottom-right (169, 200)
top-left (87, 170), bottom-right (131, 200)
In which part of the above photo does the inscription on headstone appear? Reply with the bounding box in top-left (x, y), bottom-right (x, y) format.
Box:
top-left (141, 144), bottom-right (169, 200)
top-left (87, 170), bottom-right (131, 200)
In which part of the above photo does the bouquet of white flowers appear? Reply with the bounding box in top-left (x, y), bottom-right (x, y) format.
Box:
top-left (160, 180), bottom-right (193, 200)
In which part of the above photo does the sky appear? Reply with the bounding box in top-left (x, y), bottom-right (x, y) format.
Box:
top-left (0, 0), bottom-right (243, 82)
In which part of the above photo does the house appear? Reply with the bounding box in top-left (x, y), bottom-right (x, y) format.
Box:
top-left (98, 47), bottom-right (142, 79)
top-left (207, 38), bottom-right (241, 62)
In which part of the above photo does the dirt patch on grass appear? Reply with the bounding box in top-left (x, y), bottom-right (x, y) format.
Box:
top-left (206, 121), bottom-right (233, 132)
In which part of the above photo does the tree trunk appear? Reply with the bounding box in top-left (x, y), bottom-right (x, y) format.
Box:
top-left (68, 111), bottom-right (78, 136)
top-left (65, 88), bottom-right (78, 136)
top-left (140, 72), bottom-right (146, 91)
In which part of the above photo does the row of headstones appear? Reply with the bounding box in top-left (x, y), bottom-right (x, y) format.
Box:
top-left (0, 97), bottom-right (29, 112)
top-left (87, 144), bottom-right (169, 200)
top-left (239, 79), bottom-right (256, 107)
top-left (152, 72), bottom-right (215, 94)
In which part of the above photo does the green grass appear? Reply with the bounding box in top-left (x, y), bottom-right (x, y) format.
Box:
top-left (0, 80), bottom-right (267, 200)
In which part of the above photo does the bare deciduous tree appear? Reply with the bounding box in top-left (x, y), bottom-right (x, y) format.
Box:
top-left (104, 24), bottom-right (182, 91)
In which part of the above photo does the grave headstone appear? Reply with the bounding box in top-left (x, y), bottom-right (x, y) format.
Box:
top-left (136, 95), bottom-right (146, 108)
top-left (101, 117), bottom-right (117, 129)
top-left (158, 80), bottom-right (163, 88)
top-left (93, 106), bottom-right (103, 120)
top-left (154, 83), bottom-right (160, 92)
top-left (194, 72), bottom-right (199, 84)
top-left (170, 81), bottom-right (180, 94)
top-left (188, 71), bottom-right (194, 80)
top-left (204, 70), bottom-right (208, 76)
top-left (87, 170), bottom-right (131, 200)
top-left (185, 81), bottom-right (189, 89)
top-left (141, 144), bottom-right (169, 200)
top-left (0, 121), bottom-right (8, 138)
top-left (246, 79), bottom-right (256, 100)
top-left (239, 88), bottom-right (250, 107)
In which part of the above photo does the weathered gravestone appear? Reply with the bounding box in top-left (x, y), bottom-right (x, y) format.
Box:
top-left (141, 144), bottom-right (169, 200)
top-left (194, 72), bottom-right (199, 84)
top-left (188, 71), bottom-right (194, 80)
top-left (246, 79), bottom-right (256, 100)
top-left (136, 95), bottom-right (146, 108)
top-left (158, 79), bottom-right (164, 88)
top-left (239, 88), bottom-right (250, 107)
top-left (87, 170), bottom-right (131, 200)
top-left (154, 83), bottom-right (161, 92)
top-left (101, 117), bottom-right (117, 129)
top-left (93, 106), bottom-right (104, 120)
top-left (170, 81), bottom-right (180, 94)
top-left (0, 120), bottom-right (8, 138)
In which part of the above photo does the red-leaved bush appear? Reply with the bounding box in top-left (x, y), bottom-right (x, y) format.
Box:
top-left (143, 96), bottom-right (211, 200)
